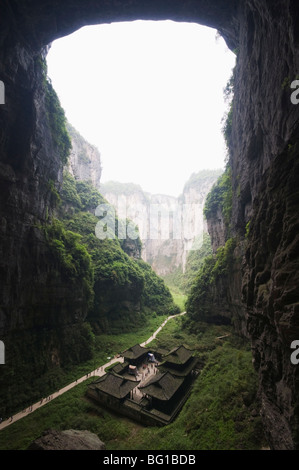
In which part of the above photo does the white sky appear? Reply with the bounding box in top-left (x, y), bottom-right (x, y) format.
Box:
top-left (46, 20), bottom-right (236, 197)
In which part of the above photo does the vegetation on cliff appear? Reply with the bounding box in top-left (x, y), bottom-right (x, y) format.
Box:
top-left (222, 67), bottom-right (235, 151)
top-left (44, 219), bottom-right (94, 303)
top-left (0, 316), bottom-right (265, 451)
top-left (163, 234), bottom-right (213, 296)
top-left (184, 71), bottom-right (236, 326)
top-left (203, 165), bottom-right (233, 231)
top-left (100, 181), bottom-right (145, 197)
top-left (45, 80), bottom-right (72, 165)
top-left (202, 70), bottom-right (234, 232)
top-left (181, 168), bottom-right (223, 195)
top-left (56, 171), bottom-right (179, 334)
top-left (136, 259), bottom-right (179, 317)
top-left (0, 168), bottom-right (179, 419)
top-left (185, 238), bottom-right (236, 323)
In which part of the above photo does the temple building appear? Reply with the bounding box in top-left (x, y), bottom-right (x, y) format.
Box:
top-left (122, 344), bottom-right (150, 366)
top-left (87, 344), bottom-right (200, 426)
top-left (138, 371), bottom-right (185, 415)
top-left (157, 345), bottom-right (198, 378)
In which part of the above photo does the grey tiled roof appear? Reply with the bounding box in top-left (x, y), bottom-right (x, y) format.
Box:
top-left (122, 344), bottom-right (148, 360)
top-left (91, 373), bottom-right (139, 399)
top-left (162, 345), bottom-right (194, 365)
top-left (158, 356), bottom-right (199, 377)
top-left (139, 372), bottom-right (184, 400)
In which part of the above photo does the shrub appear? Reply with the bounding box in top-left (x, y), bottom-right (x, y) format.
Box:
top-left (185, 238), bottom-right (236, 322)
top-left (57, 172), bottom-right (178, 331)
top-left (45, 80), bottom-right (71, 165)
top-left (203, 166), bottom-right (232, 230)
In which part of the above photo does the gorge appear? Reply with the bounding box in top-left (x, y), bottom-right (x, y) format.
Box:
top-left (99, 170), bottom-right (222, 277)
top-left (0, 0), bottom-right (299, 451)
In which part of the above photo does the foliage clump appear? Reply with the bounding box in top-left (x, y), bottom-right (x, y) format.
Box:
top-left (203, 70), bottom-right (235, 231)
top-left (203, 166), bottom-right (233, 230)
top-left (182, 169), bottom-right (223, 194)
top-left (44, 218), bottom-right (94, 309)
top-left (222, 68), bottom-right (235, 151)
top-left (163, 234), bottom-right (213, 296)
top-left (45, 80), bottom-right (71, 165)
top-left (0, 319), bottom-right (265, 451)
top-left (100, 181), bottom-right (144, 196)
top-left (54, 172), bottom-right (179, 333)
top-left (185, 238), bottom-right (236, 322)
top-left (137, 259), bottom-right (180, 317)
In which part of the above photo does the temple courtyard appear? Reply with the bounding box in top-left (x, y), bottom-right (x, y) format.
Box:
top-left (87, 344), bottom-right (200, 426)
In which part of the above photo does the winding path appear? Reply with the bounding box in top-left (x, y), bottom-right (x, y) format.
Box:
top-left (0, 312), bottom-right (185, 431)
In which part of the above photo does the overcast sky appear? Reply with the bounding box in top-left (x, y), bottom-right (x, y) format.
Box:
top-left (46, 20), bottom-right (236, 197)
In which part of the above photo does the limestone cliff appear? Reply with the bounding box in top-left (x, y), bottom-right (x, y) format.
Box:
top-left (100, 170), bottom-right (221, 276)
top-left (205, 1), bottom-right (299, 449)
top-left (66, 122), bottom-right (102, 189)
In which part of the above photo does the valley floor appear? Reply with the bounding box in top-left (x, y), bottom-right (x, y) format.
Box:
top-left (0, 313), bottom-right (185, 432)
top-left (0, 313), bottom-right (267, 451)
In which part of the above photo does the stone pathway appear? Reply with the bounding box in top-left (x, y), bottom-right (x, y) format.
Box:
top-left (0, 312), bottom-right (185, 431)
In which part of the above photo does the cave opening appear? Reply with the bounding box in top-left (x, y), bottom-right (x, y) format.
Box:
top-left (46, 20), bottom-right (236, 199)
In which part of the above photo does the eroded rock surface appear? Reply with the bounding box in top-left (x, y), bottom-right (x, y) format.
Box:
top-left (28, 429), bottom-right (106, 450)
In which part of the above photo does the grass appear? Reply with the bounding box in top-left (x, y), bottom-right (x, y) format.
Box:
top-left (170, 292), bottom-right (187, 312)
top-left (0, 315), bottom-right (267, 451)
top-left (45, 313), bottom-right (169, 389)
top-left (124, 345), bottom-right (264, 451)
top-left (0, 378), bottom-right (130, 450)
top-left (167, 283), bottom-right (187, 313)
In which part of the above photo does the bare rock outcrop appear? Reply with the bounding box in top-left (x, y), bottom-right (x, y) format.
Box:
top-left (1, 0), bottom-right (299, 450)
top-left (28, 429), bottom-right (106, 451)
top-left (101, 171), bottom-right (220, 276)
top-left (67, 123), bottom-right (102, 190)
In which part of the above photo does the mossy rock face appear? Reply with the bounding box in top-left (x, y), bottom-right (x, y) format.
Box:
top-left (0, 321), bottom-right (95, 418)
top-left (0, 169), bottom-right (179, 417)
top-left (45, 80), bottom-right (71, 165)
top-left (204, 166), bottom-right (233, 231)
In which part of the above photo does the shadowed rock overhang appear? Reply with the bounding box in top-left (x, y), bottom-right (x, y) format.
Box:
top-left (0, 0), bottom-right (240, 52)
